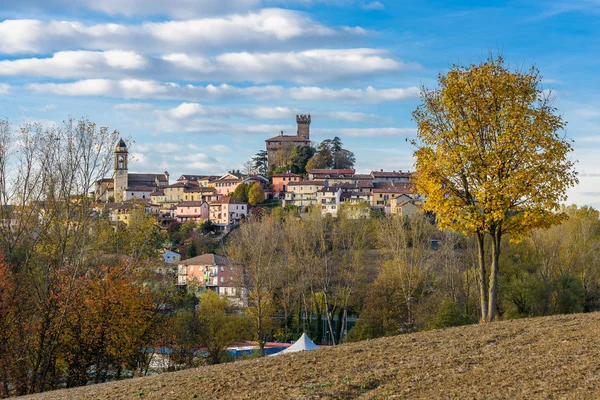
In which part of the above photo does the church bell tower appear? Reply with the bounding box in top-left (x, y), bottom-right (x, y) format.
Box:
top-left (114, 138), bottom-right (128, 202)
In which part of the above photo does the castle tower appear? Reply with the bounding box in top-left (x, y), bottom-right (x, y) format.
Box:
top-left (296, 114), bottom-right (311, 140)
top-left (114, 138), bottom-right (128, 202)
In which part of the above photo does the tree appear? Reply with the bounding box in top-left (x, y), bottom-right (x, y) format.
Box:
top-left (317, 140), bottom-right (333, 168)
top-left (196, 291), bottom-right (248, 365)
top-left (305, 153), bottom-right (328, 170)
top-left (231, 183), bottom-right (249, 203)
top-left (228, 216), bottom-right (284, 355)
top-left (247, 183), bottom-right (265, 206)
top-left (333, 149), bottom-right (356, 170)
top-left (290, 145), bottom-right (315, 175)
top-left (412, 55), bottom-right (578, 322)
top-left (252, 150), bottom-right (268, 175)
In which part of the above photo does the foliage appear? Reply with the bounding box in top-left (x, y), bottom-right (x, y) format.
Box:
top-left (252, 150), bottom-right (268, 175)
top-left (314, 137), bottom-right (355, 169)
top-left (231, 182), bottom-right (249, 203)
top-left (197, 291), bottom-right (249, 365)
top-left (306, 153), bottom-right (329, 170)
top-left (247, 182), bottom-right (265, 206)
top-left (413, 55), bottom-right (578, 322)
top-left (290, 145), bottom-right (315, 175)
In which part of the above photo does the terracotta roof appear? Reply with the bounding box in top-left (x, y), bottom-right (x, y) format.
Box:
top-left (128, 173), bottom-right (168, 183)
top-left (177, 175), bottom-right (205, 181)
top-left (150, 189), bottom-right (165, 196)
top-left (372, 182), bottom-right (415, 194)
top-left (308, 169), bottom-right (355, 175)
top-left (353, 174), bottom-right (373, 180)
top-left (266, 135), bottom-right (311, 142)
top-left (287, 180), bottom-right (325, 186)
top-left (125, 185), bottom-right (155, 191)
top-left (180, 253), bottom-right (233, 266)
top-left (210, 197), bottom-right (247, 205)
top-left (371, 171), bottom-right (413, 178)
top-left (184, 187), bottom-right (216, 193)
top-left (273, 173), bottom-right (301, 178)
top-left (177, 201), bottom-right (207, 207)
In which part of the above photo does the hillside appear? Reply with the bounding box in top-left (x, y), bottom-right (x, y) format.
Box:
top-left (26, 313), bottom-right (600, 399)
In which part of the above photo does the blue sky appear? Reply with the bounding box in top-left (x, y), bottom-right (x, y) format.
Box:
top-left (1, 0), bottom-right (599, 207)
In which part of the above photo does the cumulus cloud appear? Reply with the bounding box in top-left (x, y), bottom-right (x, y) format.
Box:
top-left (159, 102), bottom-right (391, 123)
top-left (0, 10), bottom-right (366, 55)
top-left (0, 83), bottom-right (10, 94)
top-left (1, 0), bottom-right (367, 18)
top-left (314, 127), bottom-right (417, 137)
top-left (0, 48), bottom-right (403, 83)
top-left (26, 79), bottom-right (420, 103)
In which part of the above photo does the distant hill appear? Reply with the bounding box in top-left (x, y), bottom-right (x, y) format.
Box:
top-left (25, 313), bottom-right (600, 399)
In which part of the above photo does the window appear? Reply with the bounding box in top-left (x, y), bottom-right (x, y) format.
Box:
top-left (221, 266), bottom-right (224, 271)
top-left (220, 277), bottom-right (224, 283)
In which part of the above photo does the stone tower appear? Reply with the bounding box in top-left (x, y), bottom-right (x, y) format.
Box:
top-left (114, 138), bottom-right (128, 202)
top-left (296, 114), bottom-right (311, 140)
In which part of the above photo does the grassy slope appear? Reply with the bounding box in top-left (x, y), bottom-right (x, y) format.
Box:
top-left (26, 313), bottom-right (600, 399)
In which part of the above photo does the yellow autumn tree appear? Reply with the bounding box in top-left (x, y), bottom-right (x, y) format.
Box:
top-left (412, 55), bottom-right (578, 322)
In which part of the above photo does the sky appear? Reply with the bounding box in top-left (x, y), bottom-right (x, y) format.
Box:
top-left (1, 0), bottom-right (599, 207)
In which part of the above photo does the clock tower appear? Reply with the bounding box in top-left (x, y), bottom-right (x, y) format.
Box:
top-left (114, 138), bottom-right (128, 202)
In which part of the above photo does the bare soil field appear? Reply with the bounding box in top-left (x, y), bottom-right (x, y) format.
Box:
top-left (25, 312), bottom-right (600, 399)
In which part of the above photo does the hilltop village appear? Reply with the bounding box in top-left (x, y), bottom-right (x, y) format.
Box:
top-left (93, 115), bottom-right (422, 231)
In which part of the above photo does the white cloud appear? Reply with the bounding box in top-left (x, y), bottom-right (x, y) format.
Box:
top-left (0, 50), bottom-right (148, 79)
top-left (0, 83), bottom-right (10, 94)
top-left (361, 1), bottom-right (385, 10)
top-left (574, 108), bottom-right (600, 119)
top-left (314, 127), bottom-right (416, 137)
top-left (0, 10), bottom-right (363, 55)
top-left (1, 0), bottom-right (367, 18)
top-left (1, 48), bottom-right (405, 83)
top-left (158, 102), bottom-right (392, 123)
top-left (26, 79), bottom-right (420, 103)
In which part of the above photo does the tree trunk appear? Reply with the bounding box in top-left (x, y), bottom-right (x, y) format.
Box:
top-left (476, 231), bottom-right (488, 322)
top-left (487, 227), bottom-right (502, 322)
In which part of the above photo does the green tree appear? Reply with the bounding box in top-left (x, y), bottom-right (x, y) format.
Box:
top-left (252, 150), bottom-right (268, 175)
top-left (247, 183), bottom-right (265, 206)
top-left (305, 153), bottom-right (329, 170)
top-left (197, 291), bottom-right (249, 365)
top-left (290, 145), bottom-right (315, 175)
top-left (412, 55), bottom-right (578, 322)
top-left (231, 183), bottom-right (249, 203)
top-left (333, 148), bottom-right (356, 169)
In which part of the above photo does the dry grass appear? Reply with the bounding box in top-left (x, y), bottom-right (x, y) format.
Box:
top-left (25, 312), bottom-right (600, 399)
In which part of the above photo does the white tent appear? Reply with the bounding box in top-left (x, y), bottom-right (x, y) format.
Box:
top-left (273, 333), bottom-right (319, 356)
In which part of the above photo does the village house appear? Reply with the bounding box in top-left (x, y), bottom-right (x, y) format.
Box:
top-left (123, 185), bottom-right (155, 201)
top-left (283, 180), bottom-right (325, 209)
top-left (177, 254), bottom-right (244, 303)
top-left (307, 168), bottom-right (355, 183)
top-left (210, 172), bottom-right (243, 196)
top-left (370, 170), bottom-right (413, 183)
top-left (175, 201), bottom-right (209, 223)
top-left (388, 194), bottom-right (423, 217)
top-left (272, 173), bottom-right (302, 197)
top-left (209, 197), bottom-right (248, 230)
top-left (372, 181), bottom-right (415, 209)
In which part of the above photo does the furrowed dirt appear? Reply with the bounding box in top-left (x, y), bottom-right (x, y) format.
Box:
top-left (25, 312), bottom-right (600, 399)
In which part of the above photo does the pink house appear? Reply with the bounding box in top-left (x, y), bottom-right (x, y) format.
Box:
top-left (177, 254), bottom-right (244, 301)
top-left (175, 201), bottom-right (209, 223)
top-left (272, 173), bottom-right (302, 194)
top-left (211, 173), bottom-right (243, 196)
top-left (209, 197), bottom-right (248, 229)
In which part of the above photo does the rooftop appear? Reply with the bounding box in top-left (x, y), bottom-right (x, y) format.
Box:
top-left (180, 253), bottom-right (233, 266)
